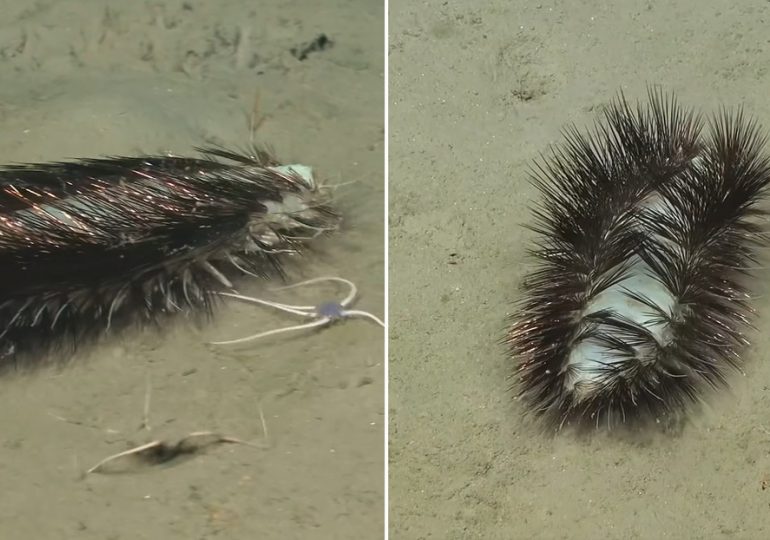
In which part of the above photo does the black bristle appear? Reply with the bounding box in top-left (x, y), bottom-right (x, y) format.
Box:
top-left (506, 88), bottom-right (770, 429)
top-left (0, 146), bottom-right (339, 371)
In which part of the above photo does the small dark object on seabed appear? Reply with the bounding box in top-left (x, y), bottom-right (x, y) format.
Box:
top-left (0, 146), bottom-right (339, 371)
top-left (290, 34), bottom-right (333, 61)
top-left (86, 432), bottom-right (264, 475)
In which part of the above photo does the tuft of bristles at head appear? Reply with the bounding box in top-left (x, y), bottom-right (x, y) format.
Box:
top-left (506, 89), bottom-right (770, 429)
top-left (0, 146), bottom-right (339, 370)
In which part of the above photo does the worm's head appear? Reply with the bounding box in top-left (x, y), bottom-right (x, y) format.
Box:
top-left (246, 163), bottom-right (340, 254)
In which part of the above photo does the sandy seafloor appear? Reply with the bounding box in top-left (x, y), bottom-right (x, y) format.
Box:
top-left (390, 1), bottom-right (770, 539)
top-left (0, 1), bottom-right (384, 539)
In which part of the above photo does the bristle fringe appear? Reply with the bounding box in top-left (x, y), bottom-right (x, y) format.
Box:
top-left (0, 146), bottom-right (339, 370)
top-left (506, 88), bottom-right (770, 429)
